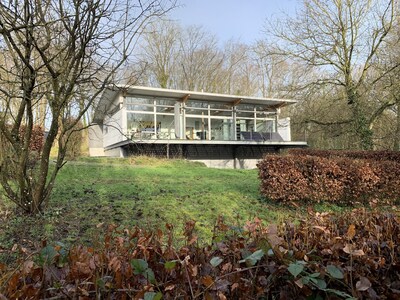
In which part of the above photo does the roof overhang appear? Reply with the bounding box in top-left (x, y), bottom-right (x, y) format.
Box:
top-left (93, 85), bottom-right (299, 123)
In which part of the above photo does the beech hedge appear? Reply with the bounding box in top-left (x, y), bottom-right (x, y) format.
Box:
top-left (258, 154), bottom-right (400, 204)
top-left (18, 125), bottom-right (45, 152)
top-left (288, 148), bottom-right (400, 163)
top-left (1, 211), bottom-right (400, 299)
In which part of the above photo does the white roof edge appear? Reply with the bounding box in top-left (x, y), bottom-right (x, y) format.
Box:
top-left (113, 84), bottom-right (299, 104)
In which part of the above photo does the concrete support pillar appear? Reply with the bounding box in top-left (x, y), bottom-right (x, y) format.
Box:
top-left (233, 107), bottom-right (237, 140)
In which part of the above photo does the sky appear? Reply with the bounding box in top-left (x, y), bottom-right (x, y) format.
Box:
top-left (169, 0), bottom-right (299, 45)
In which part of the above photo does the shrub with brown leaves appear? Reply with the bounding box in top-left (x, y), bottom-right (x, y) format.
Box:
top-left (288, 149), bottom-right (400, 163)
top-left (19, 125), bottom-right (45, 153)
top-left (0, 211), bottom-right (399, 299)
top-left (258, 154), bottom-right (400, 204)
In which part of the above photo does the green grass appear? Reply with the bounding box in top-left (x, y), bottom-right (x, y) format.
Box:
top-left (0, 156), bottom-right (352, 257)
top-left (49, 157), bottom-right (297, 242)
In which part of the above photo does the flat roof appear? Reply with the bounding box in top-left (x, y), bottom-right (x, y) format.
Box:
top-left (93, 85), bottom-right (299, 123)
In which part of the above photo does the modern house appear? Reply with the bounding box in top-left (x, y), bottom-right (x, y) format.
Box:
top-left (89, 85), bottom-right (307, 168)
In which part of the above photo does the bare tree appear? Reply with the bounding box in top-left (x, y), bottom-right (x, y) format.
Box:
top-left (265, 0), bottom-right (397, 150)
top-left (219, 41), bottom-right (259, 96)
top-left (176, 26), bottom-right (224, 91)
top-left (376, 21), bottom-right (400, 150)
top-left (0, 0), bottom-right (175, 214)
top-left (140, 19), bottom-right (180, 88)
top-left (252, 41), bottom-right (310, 99)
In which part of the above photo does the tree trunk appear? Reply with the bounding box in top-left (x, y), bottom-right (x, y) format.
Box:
top-left (347, 87), bottom-right (374, 150)
top-left (351, 104), bottom-right (373, 150)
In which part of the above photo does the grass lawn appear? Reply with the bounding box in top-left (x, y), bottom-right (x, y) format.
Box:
top-left (0, 156), bottom-right (349, 256)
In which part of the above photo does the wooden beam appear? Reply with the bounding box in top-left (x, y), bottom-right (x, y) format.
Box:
top-left (270, 103), bottom-right (286, 110)
top-left (231, 98), bottom-right (242, 106)
top-left (121, 88), bottom-right (128, 97)
top-left (181, 94), bottom-right (190, 103)
top-left (261, 107), bottom-right (276, 113)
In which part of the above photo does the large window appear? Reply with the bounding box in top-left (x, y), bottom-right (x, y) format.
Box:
top-left (185, 116), bottom-right (208, 140)
top-left (210, 119), bottom-right (233, 140)
top-left (127, 112), bottom-right (156, 139)
top-left (127, 97), bottom-right (177, 140)
top-left (126, 97), bottom-right (153, 111)
top-left (125, 96), bottom-right (277, 141)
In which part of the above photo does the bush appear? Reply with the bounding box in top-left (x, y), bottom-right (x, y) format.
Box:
top-left (1, 211), bottom-right (400, 299)
top-left (258, 154), bottom-right (400, 204)
top-left (0, 125), bottom-right (44, 180)
top-left (289, 148), bottom-right (400, 163)
top-left (0, 125), bottom-right (44, 155)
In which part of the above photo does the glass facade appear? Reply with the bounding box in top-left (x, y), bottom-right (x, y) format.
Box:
top-left (125, 96), bottom-right (277, 141)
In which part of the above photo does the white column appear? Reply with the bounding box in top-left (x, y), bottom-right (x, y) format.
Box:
top-left (153, 99), bottom-right (157, 139)
top-left (274, 108), bottom-right (280, 132)
top-left (254, 107), bottom-right (257, 132)
top-left (207, 103), bottom-right (211, 140)
top-left (174, 102), bottom-right (181, 138)
top-left (182, 102), bottom-right (186, 139)
top-left (232, 107), bottom-right (237, 140)
top-left (120, 93), bottom-right (127, 139)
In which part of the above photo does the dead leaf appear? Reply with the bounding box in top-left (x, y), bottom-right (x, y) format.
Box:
top-left (165, 284), bottom-right (175, 291)
top-left (295, 278), bottom-right (304, 288)
top-left (96, 222), bottom-right (104, 228)
top-left (356, 276), bottom-right (372, 291)
top-left (258, 276), bottom-right (268, 286)
top-left (76, 262), bottom-right (92, 275)
top-left (267, 224), bottom-right (278, 235)
top-left (190, 265), bottom-right (198, 277)
top-left (78, 287), bottom-right (90, 296)
top-left (105, 281), bottom-right (113, 289)
top-left (214, 279), bottom-right (230, 292)
top-left (367, 287), bottom-right (378, 299)
top-left (231, 282), bottom-right (239, 291)
top-left (347, 224), bottom-right (356, 240)
top-left (268, 234), bottom-right (284, 248)
top-left (89, 258), bottom-right (96, 270)
top-left (22, 260), bottom-right (34, 275)
top-left (217, 242), bottom-right (229, 254)
top-left (343, 244), bottom-right (365, 256)
top-left (188, 235), bottom-right (198, 245)
top-left (321, 248), bottom-right (333, 255)
top-left (201, 275), bottom-right (214, 287)
top-left (221, 262), bottom-right (232, 273)
top-left (313, 225), bottom-right (328, 233)
top-left (205, 292), bottom-right (213, 300)
top-left (217, 291), bottom-right (227, 300)
top-left (108, 256), bottom-right (121, 272)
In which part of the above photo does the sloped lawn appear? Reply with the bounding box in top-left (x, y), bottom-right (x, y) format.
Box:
top-left (1, 157), bottom-right (305, 256)
top-left (2, 155), bottom-right (380, 265)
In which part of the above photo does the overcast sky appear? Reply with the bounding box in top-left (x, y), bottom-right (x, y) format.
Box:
top-left (169, 0), bottom-right (299, 45)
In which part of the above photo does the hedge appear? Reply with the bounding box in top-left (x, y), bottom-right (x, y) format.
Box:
top-left (288, 148), bottom-right (400, 163)
top-left (1, 211), bottom-right (400, 299)
top-left (258, 154), bottom-right (400, 204)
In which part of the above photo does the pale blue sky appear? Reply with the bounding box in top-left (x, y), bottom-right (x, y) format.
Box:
top-left (170, 0), bottom-right (299, 44)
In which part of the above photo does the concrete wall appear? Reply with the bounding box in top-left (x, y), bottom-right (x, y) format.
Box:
top-left (104, 147), bottom-right (124, 157)
top-left (278, 117), bottom-right (291, 141)
top-left (88, 124), bottom-right (104, 156)
top-left (103, 109), bottom-right (125, 148)
top-left (190, 158), bottom-right (260, 169)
